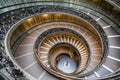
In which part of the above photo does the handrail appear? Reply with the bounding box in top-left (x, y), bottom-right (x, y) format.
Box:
top-left (105, 0), bottom-right (120, 8)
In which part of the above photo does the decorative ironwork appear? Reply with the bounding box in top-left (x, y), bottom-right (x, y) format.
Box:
top-left (0, 5), bottom-right (109, 79)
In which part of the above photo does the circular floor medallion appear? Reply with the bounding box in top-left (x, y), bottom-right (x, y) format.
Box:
top-left (57, 54), bottom-right (77, 73)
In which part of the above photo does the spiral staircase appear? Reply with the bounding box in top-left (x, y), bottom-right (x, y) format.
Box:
top-left (0, 0), bottom-right (120, 80)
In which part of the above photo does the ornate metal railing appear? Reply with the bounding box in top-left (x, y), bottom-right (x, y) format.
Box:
top-left (0, 3), bottom-right (119, 80)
